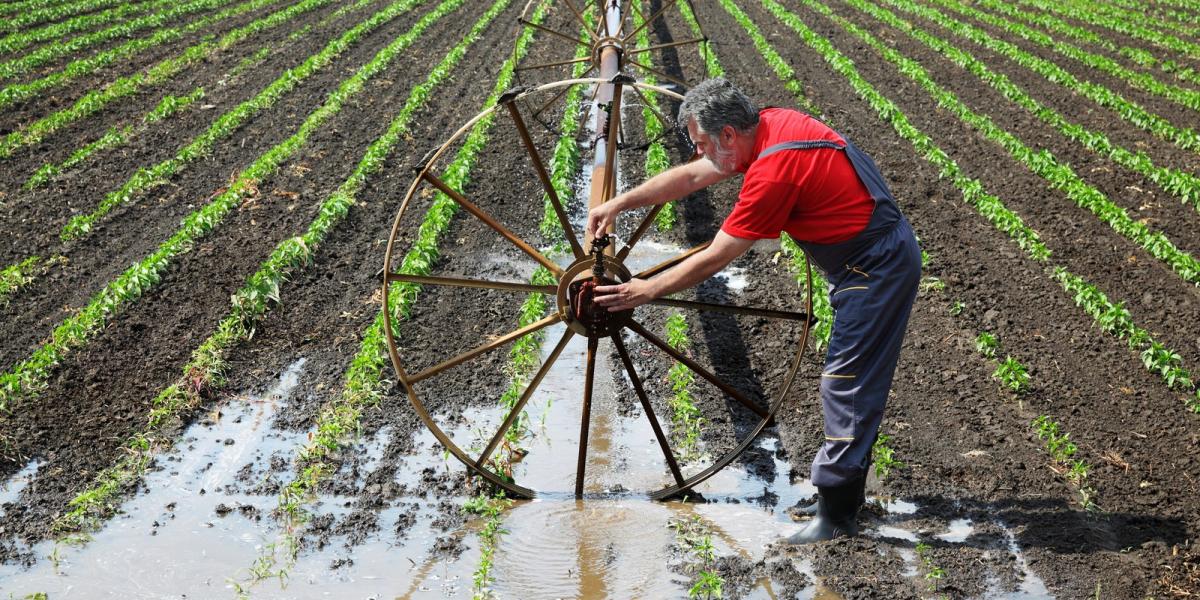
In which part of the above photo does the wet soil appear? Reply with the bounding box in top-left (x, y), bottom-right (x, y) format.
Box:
top-left (2, 0), bottom-right (1199, 598)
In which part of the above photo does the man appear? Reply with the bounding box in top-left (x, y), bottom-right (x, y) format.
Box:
top-left (587, 79), bottom-right (920, 543)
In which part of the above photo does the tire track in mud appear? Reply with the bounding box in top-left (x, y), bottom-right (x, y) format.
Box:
top-left (0, 0), bottom-right (441, 372)
top-left (0, 0), bottom-right (486, 554)
top-left (701, 0), bottom-right (1194, 596)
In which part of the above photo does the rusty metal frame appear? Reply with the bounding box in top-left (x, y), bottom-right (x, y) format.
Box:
top-left (383, 14), bottom-right (818, 500)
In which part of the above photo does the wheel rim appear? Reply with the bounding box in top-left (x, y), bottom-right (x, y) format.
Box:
top-left (381, 79), bottom-right (816, 500)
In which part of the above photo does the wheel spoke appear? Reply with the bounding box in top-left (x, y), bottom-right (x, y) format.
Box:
top-left (648, 297), bottom-right (814, 323)
top-left (533, 66), bottom-right (595, 119)
top-left (615, 203), bottom-right (667, 262)
top-left (475, 328), bottom-right (576, 470)
top-left (505, 102), bottom-right (585, 259)
top-left (611, 333), bottom-right (685, 487)
top-left (421, 172), bottom-right (564, 277)
top-left (632, 241), bottom-right (711, 279)
top-left (518, 18), bottom-right (587, 46)
top-left (560, 0), bottom-right (596, 41)
top-left (408, 314), bottom-right (561, 384)
top-left (386, 272), bottom-right (556, 295)
top-left (515, 55), bottom-right (593, 73)
top-left (630, 84), bottom-right (675, 141)
top-left (626, 319), bottom-right (770, 420)
top-left (625, 57), bottom-right (690, 88)
top-left (576, 336), bottom-right (599, 497)
top-left (627, 37), bottom-right (706, 57)
top-left (622, 0), bottom-right (678, 44)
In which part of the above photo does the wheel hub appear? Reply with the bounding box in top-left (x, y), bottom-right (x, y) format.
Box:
top-left (557, 239), bottom-right (633, 338)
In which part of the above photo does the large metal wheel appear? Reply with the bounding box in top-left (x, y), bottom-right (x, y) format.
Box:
top-left (382, 78), bottom-right (815, 500)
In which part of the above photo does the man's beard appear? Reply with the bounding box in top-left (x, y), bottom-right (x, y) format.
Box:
top-left (707, 135), bottom-right (738, 175)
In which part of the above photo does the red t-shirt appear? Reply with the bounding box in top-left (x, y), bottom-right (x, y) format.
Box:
top-left (720, 108), bottom-right (874, 244)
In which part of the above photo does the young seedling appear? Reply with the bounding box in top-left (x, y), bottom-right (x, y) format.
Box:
top-left (872, 434), bottom-right (904, 480)
top-left (993, 355), bottom-right (1029, 393)
top-left (914, 541), bottom-right (947, 592)
top-left (974, 331), bottom-right (998, 359)
top-left (949, 300), bottom-right (965, 316)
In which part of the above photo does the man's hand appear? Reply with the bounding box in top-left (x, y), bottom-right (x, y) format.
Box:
top-left (593, 277), bottom-right (656, 312)
top-left (586, 200), bottom-right (623, 242)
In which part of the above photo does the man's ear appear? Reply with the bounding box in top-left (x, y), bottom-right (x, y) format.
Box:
top-left (721, 125), bottom-right (737, 144)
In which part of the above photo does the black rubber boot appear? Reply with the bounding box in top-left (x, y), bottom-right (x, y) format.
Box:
top-left (785, 479), bottom-right (862, 544)
top-left (790, 475), bottom-right (866, 519)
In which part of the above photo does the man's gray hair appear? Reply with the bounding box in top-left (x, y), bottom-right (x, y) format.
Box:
top-left (677, 78), bottom-right (759, 136)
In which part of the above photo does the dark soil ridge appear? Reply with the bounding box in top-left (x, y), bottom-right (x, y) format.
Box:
top-left (914, 0), bottom-right (1200, 122)
top-left (0, 0), bottom-right (501, 554)
top-left (798, 0), bottom-right (1200, 371)
top-left (0, 0), bottom-right (448, 371)
top-left (821, 0), bottom-right (1200, 357)
top-left (697, 0), bottom-right (1194, 597)
top-left (0, 0), bottom-right (379, 218)
top-left (0, 0), bottom-right (317, 134)
top-left (892, 0), bottom-right (1200, 179)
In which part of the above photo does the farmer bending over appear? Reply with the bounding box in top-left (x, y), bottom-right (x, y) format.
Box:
top-left (587, 78), bottom-right (920, 544)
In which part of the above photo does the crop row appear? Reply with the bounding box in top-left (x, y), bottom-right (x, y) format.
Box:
top-left (25, 87), bottom-right (205, 190)
top-left (760, 0), bottom-right (1200, 410)
top-left (626, 0), bottom-right (674, 231)
top-left (847, 0), bottom-right (1200, 287)
top-left (0, 0), bottom-right (159, 57)
top-left (884, 0), bottom-right (1200, 156)
top-left (0, 0), bottom-right (431, 413)
top-left (850, 0), bottom-right (1200, 214)
top-left (973, 0), bottom-right (1200, 88)
top-left (49, 0), bottom-right (491, 537)
top-left (0, 257), bottom-right (42, 307)
top-left (0, 0), bottom-right (93, 17)
top-left (676, 0), bottom-right (722, 80)
top-left (0, 0), bottom-right (321, 159)
top-left (1031, 413), bottom-right (1097, 510)
top-left (56, 0), bottom-right (422, 241)
top-left (0, 0), bottom-right (243, 80)
top-left (927, 0), bottom-right (1200, 114)
top-left (1019, 0), bottom-right (1200, 59)
top-left (0, 0), bottom-right (127, 33)
top-left (668, 515), bottom-right (726, 599)
top-left (0, 0), bottom-right (281, 110)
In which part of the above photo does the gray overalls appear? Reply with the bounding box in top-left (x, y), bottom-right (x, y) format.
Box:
top-left (759, 135), bottom-right (921, 488)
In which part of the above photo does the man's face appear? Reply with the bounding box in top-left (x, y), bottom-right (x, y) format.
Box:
top-left (687, 119), bottom-right (738, 175)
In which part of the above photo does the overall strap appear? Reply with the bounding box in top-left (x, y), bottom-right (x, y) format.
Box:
top-left (756, 139), bottom-right (846, 160)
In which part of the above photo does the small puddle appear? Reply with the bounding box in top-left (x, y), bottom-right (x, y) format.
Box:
top-left (0, 458), bottom-right (41, 517)
top-left (994, 520), bottom-right (1054, 599)
top-left (938, 517), bottom-right (975, 543)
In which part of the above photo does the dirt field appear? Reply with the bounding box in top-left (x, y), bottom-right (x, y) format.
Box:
top-left (1, 0), bottom-right (1199, 598)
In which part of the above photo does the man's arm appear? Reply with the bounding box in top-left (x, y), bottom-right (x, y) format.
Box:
top-left (587, 158), bottom-right (731, 240)
top-left (592, 230), bottom-right (756, 312)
